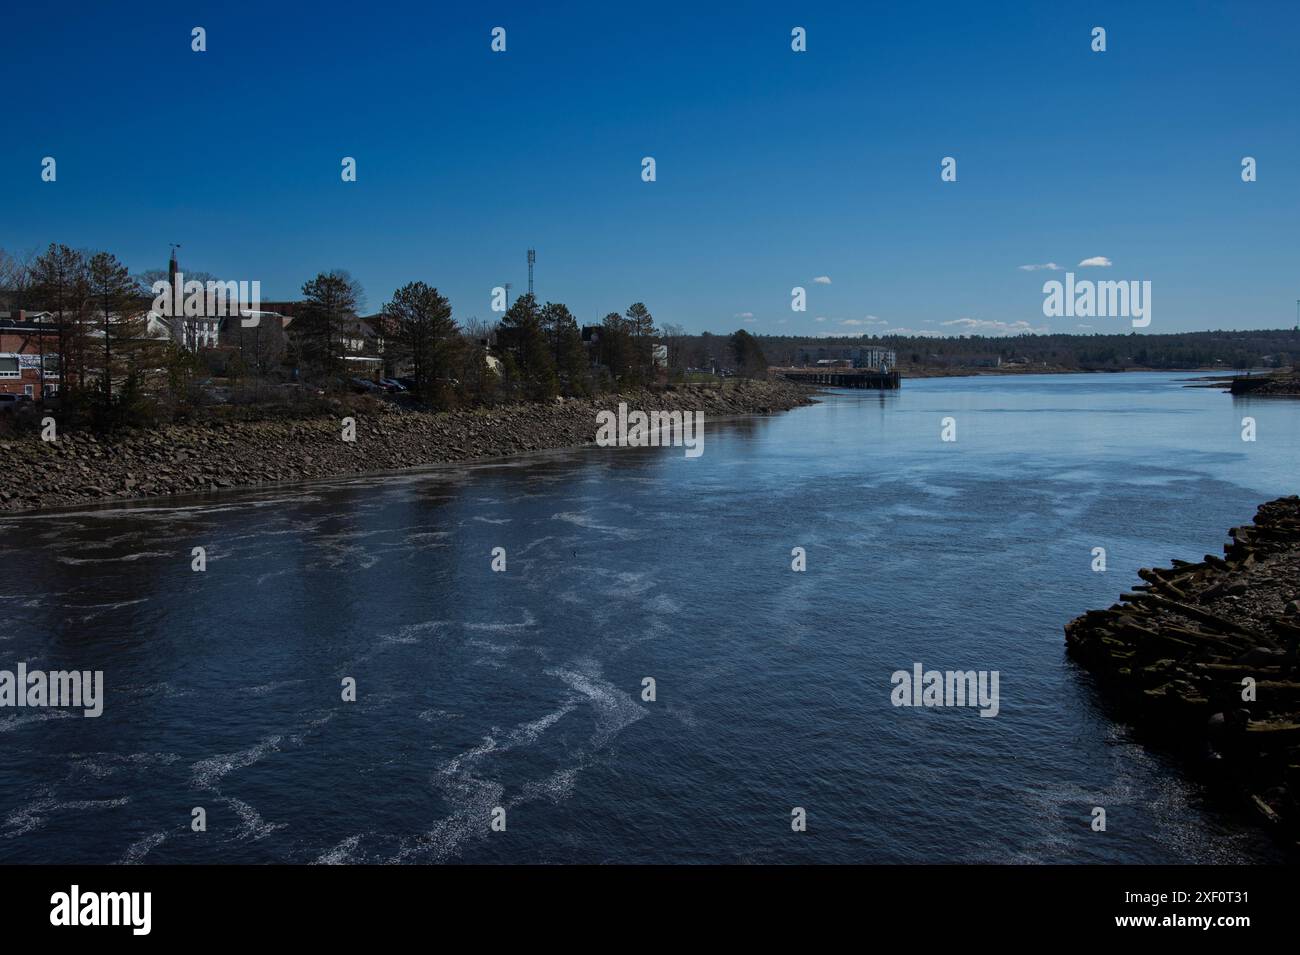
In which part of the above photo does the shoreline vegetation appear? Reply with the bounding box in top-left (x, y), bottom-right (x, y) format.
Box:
top-left (1065, 497), bottom-right (1300, 842)
top-left (0, 379), bottom-right (815, 514)
top-left (1, 244), bottom-right (780, 440)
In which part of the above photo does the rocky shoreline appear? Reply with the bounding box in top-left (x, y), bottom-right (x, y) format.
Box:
top-left (1229, 373), bottom-right (1300, 397)
top-left (1065, 497), bottom-right (1300, 840)
top-left (0, 379), bottom-right (816, 514)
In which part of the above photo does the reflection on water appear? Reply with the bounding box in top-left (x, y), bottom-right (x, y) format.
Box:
top-left (0, 373), bottom-right (1296, 863)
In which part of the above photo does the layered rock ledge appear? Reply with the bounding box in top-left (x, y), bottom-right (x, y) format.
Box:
top-left (0, 379), bottom-right (815, 514)
top-left (1065, 497), bottom-right (1300, 837)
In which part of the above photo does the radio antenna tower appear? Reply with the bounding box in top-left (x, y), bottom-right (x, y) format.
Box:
top-left (527, 249), bottom-right (536, 297)
top-left (504, 282), bottom-right (512, 309)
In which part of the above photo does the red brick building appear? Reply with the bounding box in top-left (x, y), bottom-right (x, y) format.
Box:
top-left (0, 315), bottom-right (60, 398)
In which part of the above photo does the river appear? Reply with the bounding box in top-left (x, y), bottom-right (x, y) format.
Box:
top-left (2, 371), bottom-right (1297, 863)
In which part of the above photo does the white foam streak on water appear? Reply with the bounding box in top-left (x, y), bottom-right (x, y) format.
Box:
top-left (0, 711), bottom-right (74, 734)
top-left (315, 834), bottom-right (364, 865)
top-left (545, 664), bottom-right (647, 748)
top-left (71, 752), bottom-right (181, 779)
top-left (56, 551), bottom-right (173, 565)
top-left (550, 511), bottom-right (643, 539)
top-left (119, 831), bottom-right (168, 865)
top-left (393, 662), bottom-right (645, 863)
top-left (190, 735), bottom-right (285, 790)
top-left (3, 795), bottom-right (130, 840)
top-left (222, 795), bottom-right (288, 842)
top-left (462, 611), bottom-right (537, 633)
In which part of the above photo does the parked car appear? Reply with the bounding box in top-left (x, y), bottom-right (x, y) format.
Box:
top-left (0, 394), bottom-right (34, 414)
top-left (349, 377), bottom-right (385, 394)
top-left (378, 378), bottom-right (407, 392)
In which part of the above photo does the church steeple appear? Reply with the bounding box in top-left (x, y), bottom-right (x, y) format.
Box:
top-left (167, 244), bottom-right (184, 347)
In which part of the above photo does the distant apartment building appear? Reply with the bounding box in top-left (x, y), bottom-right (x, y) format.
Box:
top-left (796, 345), bottom-right (895, 371)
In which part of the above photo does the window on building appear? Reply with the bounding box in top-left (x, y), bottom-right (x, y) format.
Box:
top-left (0, 355), bottom-right (19, 379)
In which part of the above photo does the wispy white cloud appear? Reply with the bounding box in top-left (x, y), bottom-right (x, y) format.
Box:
top-left (1018, 262), bottom-right (1062, 271)
top-left (814, 318), bottom-right (1047, 339)
top-left (883, 327), bottom-right (944, 337)
top-left (812, 276), bottom-right (832, 285)
top-left (814, 316), bottom-right (827, 322)
top-left (940, 317), bottom-right (1049, 336)
top-left (733, 311), bottom-right (754, 319)
top-left (1078, 256), bottom-right (1112, 267)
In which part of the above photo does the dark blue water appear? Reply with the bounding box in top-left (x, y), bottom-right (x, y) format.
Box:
top-left (2, 372), bottom-right (1297, 863)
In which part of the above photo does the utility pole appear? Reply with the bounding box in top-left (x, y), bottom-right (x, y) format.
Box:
top-left (527, 249), bottom-right (535, 298)
top-left (504, 283), bottom-right (512, 309)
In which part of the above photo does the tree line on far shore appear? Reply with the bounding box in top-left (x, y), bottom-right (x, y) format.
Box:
top-left (757, 329), bottom-right (1300, 372)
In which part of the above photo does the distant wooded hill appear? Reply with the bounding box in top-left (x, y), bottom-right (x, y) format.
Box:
top-left (671, 329), bottom-right (1300, 373)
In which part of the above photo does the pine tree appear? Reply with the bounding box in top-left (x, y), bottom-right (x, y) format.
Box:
top-left (297, 271), bottom-right (361, 384)
top-left (625, 302), bottom-right (657, 381)
top-left (557, 324), bottom-right (591, 396)
top-left (599, 311), bottom-right (635, 384)
top-left (729, 328), bottom-right (769, 378)
top-left (87, 251), bottom-right (145, 404)
top-left (539, 301), bottom-right (590, 397)
top-left (29, 243), bottom-right (89, 402)
top-left (496, 293), bottom-right (557, 400)
top-left (382, 281), bottom-right (463, 408)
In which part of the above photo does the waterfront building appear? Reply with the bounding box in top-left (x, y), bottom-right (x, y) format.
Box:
top-left (796, 345), bottom-right (896, 371)
top-left (0, 315), bottom-right (60, 398)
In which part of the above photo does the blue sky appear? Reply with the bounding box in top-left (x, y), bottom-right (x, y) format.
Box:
top-left (2, 0), bottom-right (1296, 335)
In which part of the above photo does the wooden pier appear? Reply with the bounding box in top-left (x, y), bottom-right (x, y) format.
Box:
top-left (775, 367), bottom-right (901, 389)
